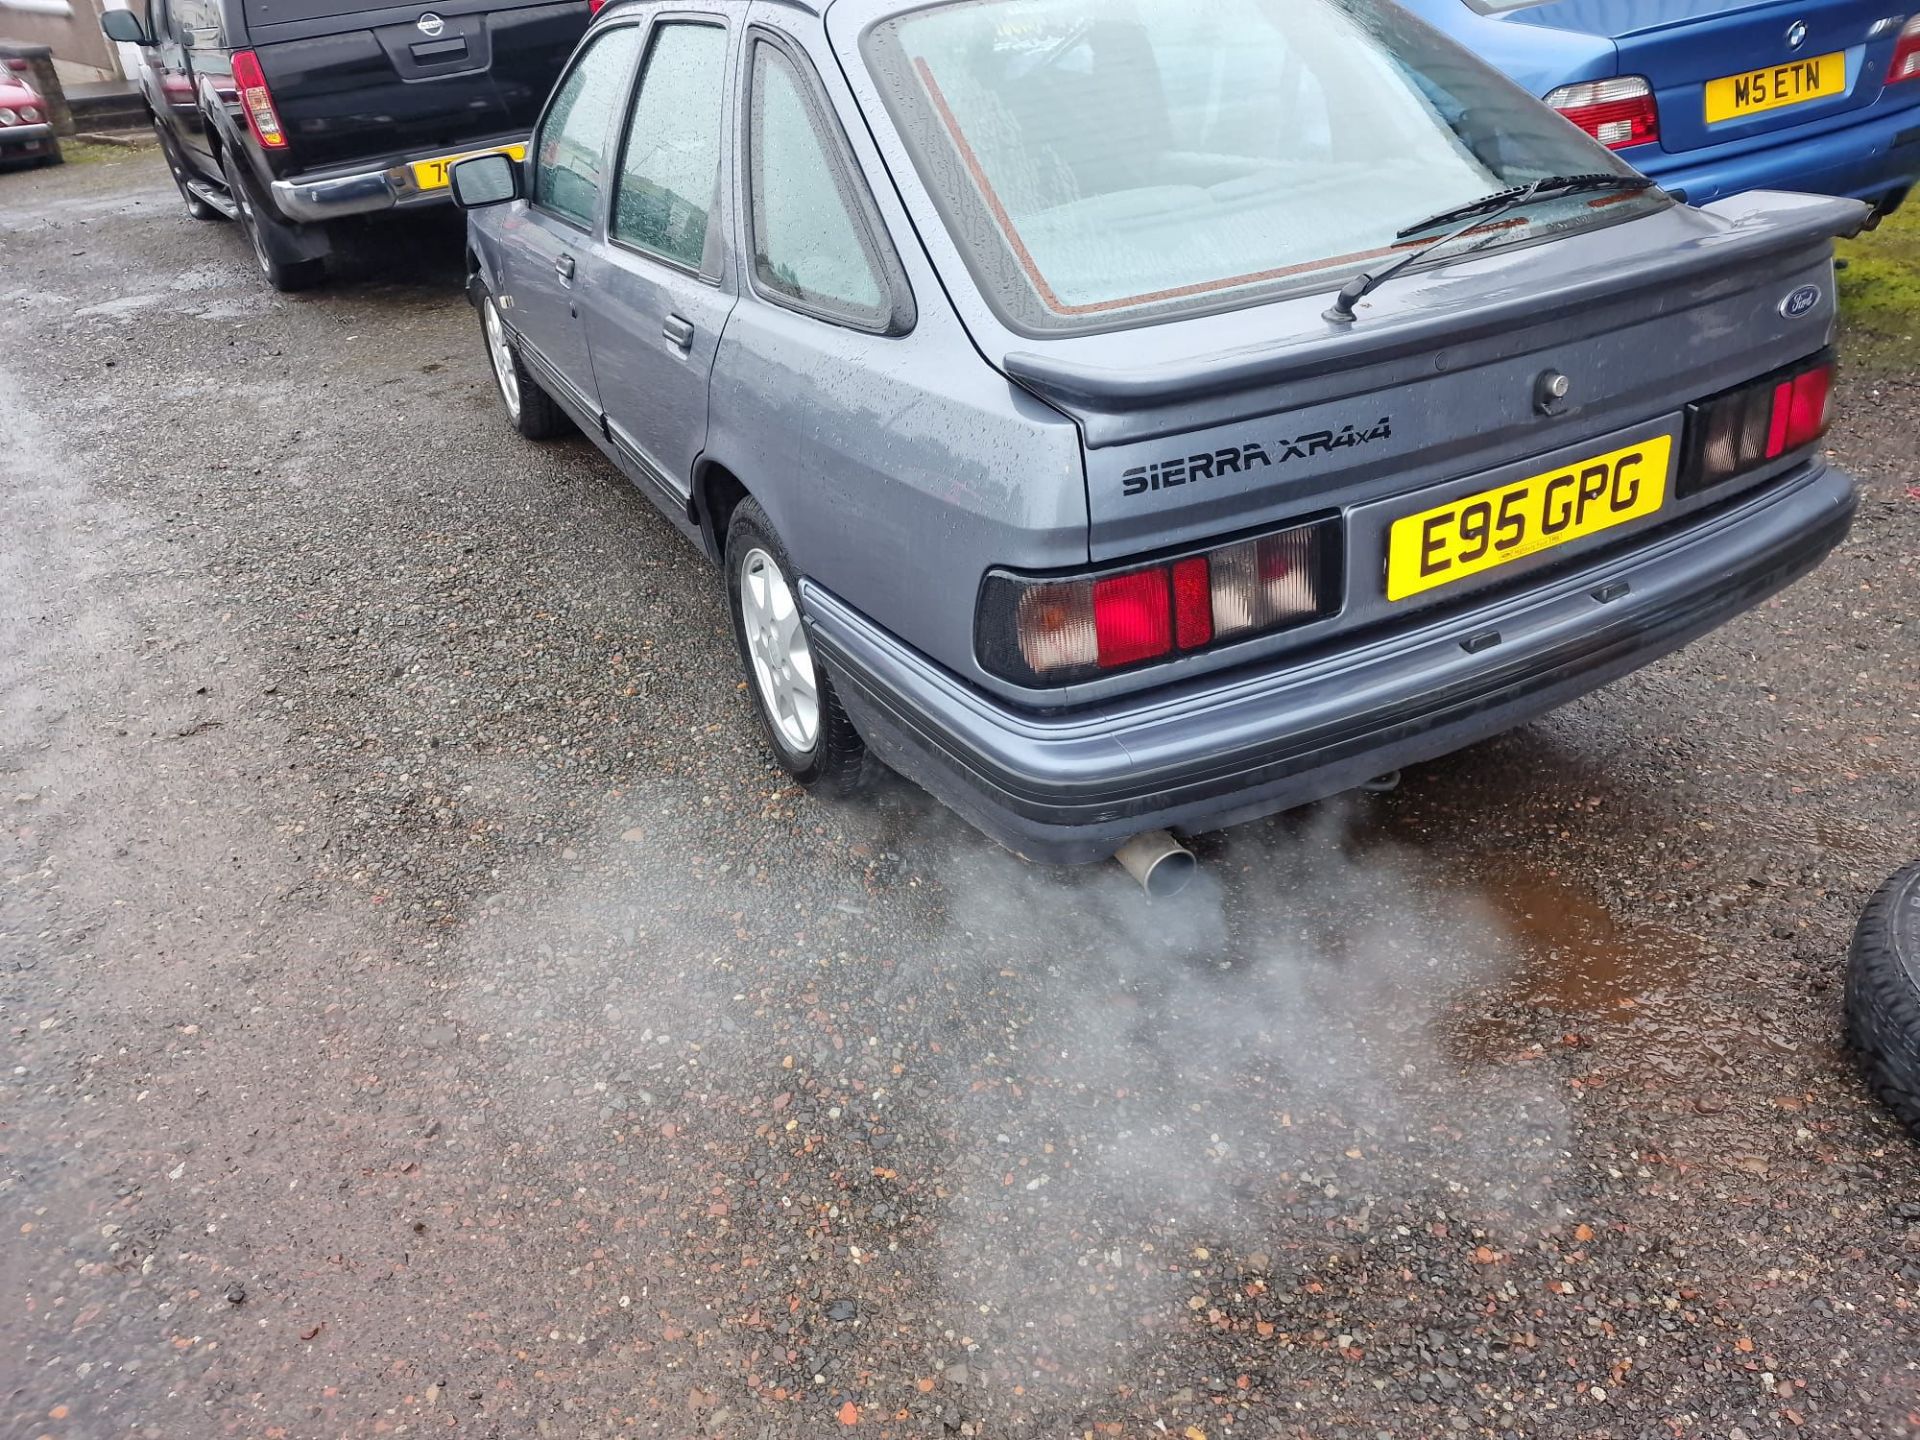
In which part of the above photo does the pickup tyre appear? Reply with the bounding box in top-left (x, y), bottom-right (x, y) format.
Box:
top-left (224, 150), bottom-right (327, 292)
top-left (156, 124), bottom-right (225, 222)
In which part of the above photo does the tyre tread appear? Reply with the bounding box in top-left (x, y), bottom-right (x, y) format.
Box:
top-left (1845, 862), bottom-right (1920, 1138)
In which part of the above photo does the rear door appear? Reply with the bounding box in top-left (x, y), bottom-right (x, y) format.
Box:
top-left (582, 13), bottom-right (735, 502)
top-left (501, 21), bottom-right (644, 419)
top-left (238, 0), bottom-right (589, 172)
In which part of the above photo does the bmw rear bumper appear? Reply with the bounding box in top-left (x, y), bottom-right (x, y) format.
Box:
top-left (804, 463), bottom-right (1856, 864)
top-left (1647, 103), bottom-right (1920, 211)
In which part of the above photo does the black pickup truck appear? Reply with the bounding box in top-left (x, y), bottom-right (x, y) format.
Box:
top-left (104, 0), bottom-right (588, 290)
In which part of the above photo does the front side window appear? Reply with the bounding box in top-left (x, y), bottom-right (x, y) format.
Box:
top-left (534, 26), bottom-right (643, 230)
top-left (864, 0), bottom-right (1668, 334)
top-left (747, 39), bottom-right (891, 326)
top-left (611, 22), bottom-right (730, 269)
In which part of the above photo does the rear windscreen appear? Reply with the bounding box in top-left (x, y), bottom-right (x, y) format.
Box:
top-left (863, 0), bottom-right (1667, 334)
top-left (241, 0), bottom-right (540, 28)
top-left (243, 0), bottom-right (408, 26)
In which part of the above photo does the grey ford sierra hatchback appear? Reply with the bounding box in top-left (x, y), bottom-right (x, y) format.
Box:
top-left (451, 0), bottom-right (1862, 867)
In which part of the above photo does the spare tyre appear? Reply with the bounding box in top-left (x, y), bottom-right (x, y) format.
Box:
top-left (1846, 862), bottom-right (1920, 1137)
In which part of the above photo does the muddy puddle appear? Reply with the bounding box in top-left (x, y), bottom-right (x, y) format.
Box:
top-left (1264, 804), bottom-right (1800, 1091)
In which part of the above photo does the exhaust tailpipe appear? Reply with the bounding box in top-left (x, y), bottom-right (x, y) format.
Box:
top-left (1115, 830), bottom-right (1197, 898)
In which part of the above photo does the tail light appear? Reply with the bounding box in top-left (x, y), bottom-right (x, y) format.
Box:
top-left (1544, 76), bottom-right (1660, 150)
top-left (231, 50), bottom-right (287, 149)
top-left (978, 519), bottom-right (1340, 686)
top-left (1681, 351), bottom-right (1834, 498)
top-left (1890, 16), bottom-right (1920, 84)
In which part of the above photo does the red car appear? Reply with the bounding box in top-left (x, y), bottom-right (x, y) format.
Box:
top-left (0, 62), bottom-right (62, 167)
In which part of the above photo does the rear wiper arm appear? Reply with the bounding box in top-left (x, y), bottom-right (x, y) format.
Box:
top-left (1323, 173), bottom-right (1655, 325)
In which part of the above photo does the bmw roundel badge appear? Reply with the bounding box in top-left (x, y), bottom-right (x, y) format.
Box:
top-left (1781, 283), bottom-right (1822, 319)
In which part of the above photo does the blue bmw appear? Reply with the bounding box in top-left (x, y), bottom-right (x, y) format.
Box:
top-left (1401, 0), bottom-right (1920, 219)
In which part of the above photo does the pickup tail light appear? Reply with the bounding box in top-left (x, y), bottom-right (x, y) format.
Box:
top-left (1544, 76), bottom-right (1659, 150)
top-left (1682, 351), bottom-right (1834, 498)
top-left (231, 50), bottom-right (287, 149)
top-left (1890, 16), bottom-right (1920, 83)
top-left (979, 519), bottom-right (1340, 686)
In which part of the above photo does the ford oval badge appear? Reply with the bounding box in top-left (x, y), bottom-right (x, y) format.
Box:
top-left (1781, 283), bottom-right (1822, 319)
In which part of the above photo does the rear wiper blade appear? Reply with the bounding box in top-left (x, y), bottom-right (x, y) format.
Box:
top-left (1323, 173), bottom-right (1656, 325)
top-left (1395, 172), bottom-right (1655, 239)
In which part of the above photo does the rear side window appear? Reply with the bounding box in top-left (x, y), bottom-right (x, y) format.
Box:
top-left (611, 21), bottom-right (730, 270)
top-left (864, 0), bottom-right (1665, 335)
top-left (171, 0), bottom-right (222, 47)
top-left (533, 25), bottom-right (643, 230)
top-left (746, 38), bottom-right (893, 328)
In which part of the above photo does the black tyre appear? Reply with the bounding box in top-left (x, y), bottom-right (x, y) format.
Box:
top-left (157, 124), bottom-right (217, 219)
top-left (221, 151), bottom-right (327, 293)
top-left (477, 287), bottom-right (565, 440)
top-left (724, 497), bottom-right (869, 795)
top-left (1845, 862), bottom-right (1920, 1138)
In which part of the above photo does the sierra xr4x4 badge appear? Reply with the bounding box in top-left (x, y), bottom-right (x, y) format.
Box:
top-left (1121, 418), bottom-right (1394, 496)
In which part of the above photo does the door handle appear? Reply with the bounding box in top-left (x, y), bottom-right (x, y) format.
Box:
top-left (555, 254), bottom-right (575, 281)
top-left (663, 314), bottom-right (695, 350)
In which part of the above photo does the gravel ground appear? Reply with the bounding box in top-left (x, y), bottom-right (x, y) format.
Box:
top-left (3, 149), bottom-right (1919, 1440)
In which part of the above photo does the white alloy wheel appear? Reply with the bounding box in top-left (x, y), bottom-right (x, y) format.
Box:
top-left (737, 545), bottom-right (819, 754)
top-left (483, 297), bottom-right (522, 422)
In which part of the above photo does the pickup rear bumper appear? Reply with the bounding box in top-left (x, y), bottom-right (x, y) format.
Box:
top-left (804, 463), bottom-right (1856, 865)
top-left (268, 135), bottom-right (524, 223)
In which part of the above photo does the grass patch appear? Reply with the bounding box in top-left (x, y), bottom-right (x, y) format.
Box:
top-left (1838, 199), bottom-right (1920, 371)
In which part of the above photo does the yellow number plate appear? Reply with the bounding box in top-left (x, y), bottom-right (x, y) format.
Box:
top-left (410, 144), bottom-right (526, 192)
top-left (1386, 435), bottom-right (1674, 603)
top-left (1704, 51), bottom-right (1846, 124)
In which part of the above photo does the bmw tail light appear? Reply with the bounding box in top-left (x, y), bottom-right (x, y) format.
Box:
top-left (231, 50), bottom-right (287, 149)
top-left (1544, 76), bottom-right (1660, 150)
top-left (1890, 16), bottom-right (1920, 83)
top-left (1682, 351), bottom-right (1834, 498)
top-left (978, 518), bottom-right (1340, 686)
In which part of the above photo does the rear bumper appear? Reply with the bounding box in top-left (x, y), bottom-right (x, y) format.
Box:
top-left (268, 136), bottom-right (524, 222)
top-left (805, 464), bottom-right (1857, 864)
top-left (1643, 102), bottom-right (1920, 209)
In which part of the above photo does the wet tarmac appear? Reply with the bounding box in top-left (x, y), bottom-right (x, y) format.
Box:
top-left (4, 148), bottom-right (1920, 1440)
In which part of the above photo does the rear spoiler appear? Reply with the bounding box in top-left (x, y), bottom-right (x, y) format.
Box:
top-left (1001, 191), bottom-right (1868, 449)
